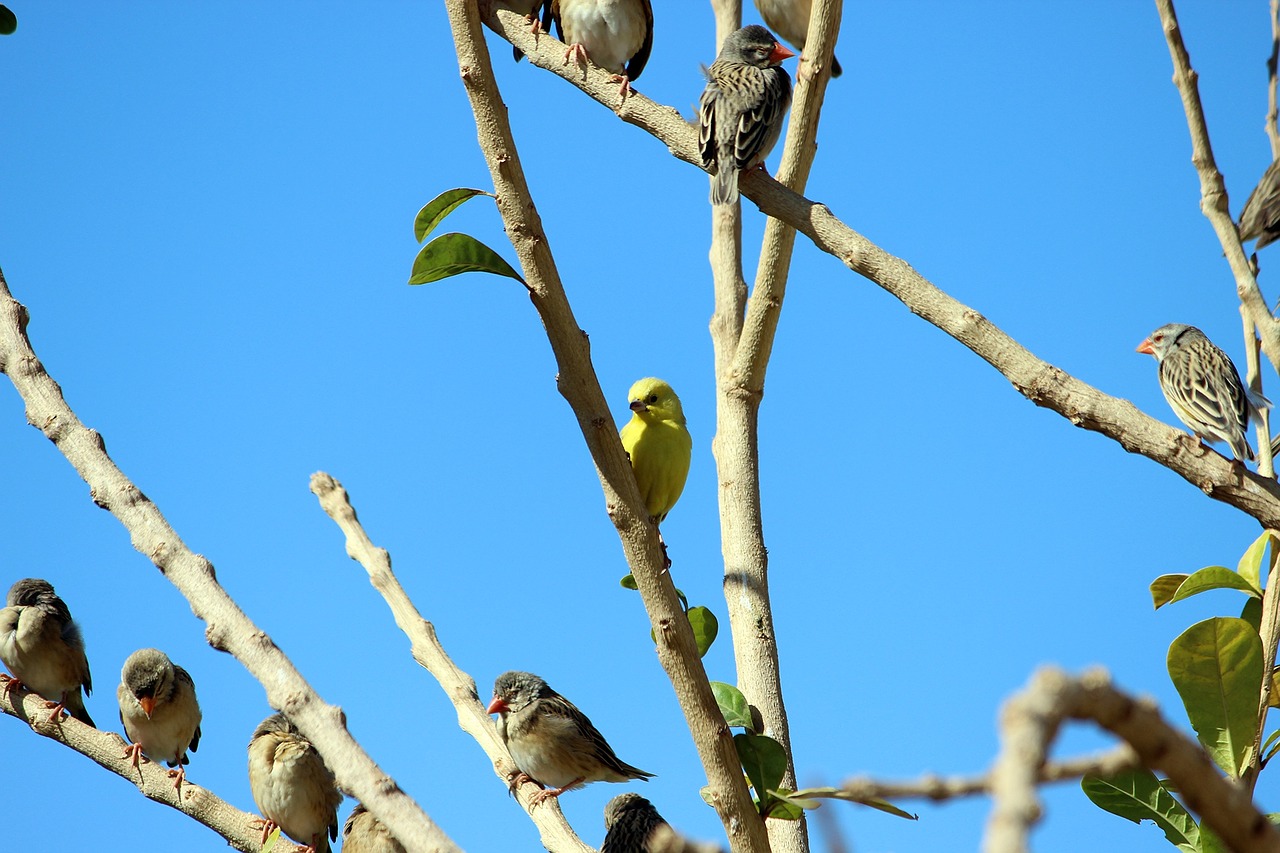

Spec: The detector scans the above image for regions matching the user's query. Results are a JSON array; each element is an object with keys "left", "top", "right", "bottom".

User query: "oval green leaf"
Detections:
[
  {"left": 779, "top": 787, "right": 918, "bottom": 820},
  {"left": 1237, "top": 530, "right": 1279, "bottom": 592},
  {"left": 413, "top": 188, "right": 492, "bottom": 243},
  {"left": 1151, "top": 574, "right": 1190, "bottom": 609},
  {"left": 0, "top": 6, "right": 15, "bottom": 35},
  {"left": 711, "top": 681, "right": 753, "bottom": 730},
  {"left": 1167, "top": 617, "right": 1263, "bottom": 777},
  {"left": 688, "top": 605, "right": 718, "bottom": 657},
  {"left": 260, "top": 825, "right": 282, "bottom": 853},
  {"left": 409, "top": 233, "right": 524, "bottom": 286},
  {"left": 619, "top": 574, "right": 638, "bottom": 590},
  {"left": 1081, "top": 768, "right": 1198, "bottom": 852},
  {"left": 1171, "top": 566, "right": 1261, "bottom": 602},
  {"left": 734, "top": 732, "right": 788, "bottom": 813},
  {"left": 1242, "top": 597, "right": 1263, "bottom": 634}
]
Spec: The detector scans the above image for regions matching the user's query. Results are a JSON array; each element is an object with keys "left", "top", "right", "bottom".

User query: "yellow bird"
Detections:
[{"left": 619, "top": 377, "right": 692, "bottom": 524}]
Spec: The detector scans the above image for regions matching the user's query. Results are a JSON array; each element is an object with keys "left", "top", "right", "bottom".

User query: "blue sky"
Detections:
[{"left": 1, "top": 2, "right": 1276, "bottom": 851}]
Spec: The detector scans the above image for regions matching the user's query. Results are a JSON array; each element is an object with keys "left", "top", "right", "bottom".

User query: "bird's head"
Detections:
[
  {"left": 1136, "top": 323, "right": 1197, "bottom": 362},
  {"left": 626, "top": 377, "right": 686, "bottom": 424},
  {"left": 122, "top": 648, "right": 176, "bottom": 718},
  {"left": 725, "top": 24, "right": 795, "bottom": 68},
  {"left": 487, "top": 670, "right": 549, "bottom": 715}
]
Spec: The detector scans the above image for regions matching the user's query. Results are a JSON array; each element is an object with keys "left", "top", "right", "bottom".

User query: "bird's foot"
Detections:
[
  {"left": 44, "top": 700, "right": 68, "bottom": 724},
  {"left": 525, "top": 13, "right": 542, "bottom": 34},
  {"left": 251, "top": 818, "right": 279, "bottom": 846},
  {"left": 564, "top": 42, "right": 589, "bottom": 69},
  {"left": 528, "top": 778, "right": 583, "bottom": 807},
  {"left": 167, "top": 765, "right": 187, "bottom": 794},
  {"left": 506, "top": 770, "right": 540, "bottom": 796},
  {"left": 122, "top": 741, "right": 147, "bottom": 772},
  {"left": 609, "top": 73, "right": 633, "bottom": 102},
  {"left": 0, "top": 674, "right": 22, "bottom": 703}
]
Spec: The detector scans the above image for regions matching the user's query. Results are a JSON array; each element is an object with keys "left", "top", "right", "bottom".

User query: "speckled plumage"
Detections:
[
  {"left": 341, "top": 804, "right": 406, "bottom": 853},
  {"left": 602, "top": 793, "right": 668, "bottom": 853},
  {"left": 0, "top": 578, "right": 94, "bottom": 726},
  {"left": 1239, "top": 159, "right": 1280, "bottom": 250},
  {"left": 248, "top": 713, "right": 342, "bottom": 853}
]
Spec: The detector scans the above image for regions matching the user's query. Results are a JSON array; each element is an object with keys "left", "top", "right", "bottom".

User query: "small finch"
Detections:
[
  {"left": 698, "top": 24, "right": 795, "bottom": 206},
  {"left": 602, "top": 793, "right": 669, "bottom": 853},
  {"left": 753, "top": 0, "right": 842, "bottom": 77},
  {"left": 547, "top": 0, "right": 653, "bottom": 98},
  {"left": 1239, "top": 159, "right": 1280, "bottom": 250},
  {"left": 117, "top": 648, "right": 202, "bottom": 791},
  {"left": 488, "top": 671, "right": 653, "bottom": 806},
  {"left": 0, "top": 578, "right": 95, "bottom": 727},
  {"left": 1136, "top": 323, "right": 1271, "bottom": 461},
  {"left": 341, "top": 803, "right": 406, "bottom": 853},
  {"left": 248, "top": 712, "right": 343, "bottom": 853}
]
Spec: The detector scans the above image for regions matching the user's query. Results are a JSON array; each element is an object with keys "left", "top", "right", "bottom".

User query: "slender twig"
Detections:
[
  {"left": 1268, "top": 0, "right": 1279, "bottom": 159},
  {"left": 1243, "top": 308, "right": 1274, "bottom": 478},
  {"left": 0, "top": 675, "right": 307, "bottom": 853},
  {"left": 0, "top": 268, "right": 456, "bottom": 853},
  {"left": 308, "top": 473, "right": 593, "bottom": 853},
  {"left": 984, "top": 668, "right": 1280, "bottom": 853},
  {"left": 442, "top": 4, "right": 769, "bottom": 851}
]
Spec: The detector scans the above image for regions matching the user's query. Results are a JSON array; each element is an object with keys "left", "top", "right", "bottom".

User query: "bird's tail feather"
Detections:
[{"left": 710, "top": 168, "right": 738, "bottom": 206}]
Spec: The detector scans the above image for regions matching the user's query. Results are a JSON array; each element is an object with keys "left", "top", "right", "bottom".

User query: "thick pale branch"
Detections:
[
  {"left": 484, "top": 8, "right": 1280, "bottom": 528},
  {"left": 0, "top": 269, "right": 455, "bottom": 853},
  {"left": 0, "top": 676, "right": 305, "bottom": 853},
  {"left": 709, "top": 0, "right": 742, "bottom": 51},
  {"left": 308, "top": 472, "right": 592, "bottom": 853},
  {"left": 447, "top": 4, "right": 768, "bottom": 851}
]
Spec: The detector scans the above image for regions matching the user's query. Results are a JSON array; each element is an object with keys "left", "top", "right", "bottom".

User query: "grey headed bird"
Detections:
[
  {"left": 1136, "top": 323, "right": 1271, "bottom": 462},
  {"left": 547, "top": 0, "right": 653, "bottom": 99},
  {"left": 341, "top": 803, "right": 406, "bottom": 853},
  {"left": 753, "top": 0, "right": 842, "bottom": 77},
  {"left": 603, "top": 792, "right": 669, "bottom": 853},
  {"left": 0, "top": 578, "right": 94, "bottom": 726},
  {"left": 488, "top": 670, "right": 653, "bottom": 806},
  {"left": 117, "top": 648, "right": 202, "bottom": 791},
  {"left": 698, "top": 24, "right": 795, "bottom": 205},
  {"left": 1239, "top": 159, "right": 1280, "bottom": 250},
  {"left": 248, "top": 712, "right": 343, "bottom": 853}
]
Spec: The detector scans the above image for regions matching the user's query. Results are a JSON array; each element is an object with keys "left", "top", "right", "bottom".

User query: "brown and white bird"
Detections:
[
  {"left": 0, "top": 578, "right": 94, "bottom": 726},
  {"left": 341, "top": 804, "right": 406, "bottom": 853},
  {"left": 488, "top": 670, "right": 653, "bottom": 806},
  {"left": 753, "top": 0, "right": 842, "bottom": 77},
  {"left": 546, "top": 0, "right": 653, "bottom": 97},
  {"left": 698, "top": 24, "right": 795, "bottom": 206},
  {"left": 117, "top": 648, "right": 202, "bottom": 791},
  {"left": 1239, "top": 159, "right": 1280, "bottom": 251},
  {"left": 1136, "top": 323, "right": 1271, "bottom": 461},
  {"left": 602, "top": 793, "right": 669, "bottom": 853},
  {"left": 248, "top": 713, "right": 343, "bottom": 853}
]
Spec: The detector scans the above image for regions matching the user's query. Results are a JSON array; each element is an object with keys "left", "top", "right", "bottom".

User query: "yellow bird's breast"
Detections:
[{"left": 620, "top": 416, "right": 692, "bottom": 522}]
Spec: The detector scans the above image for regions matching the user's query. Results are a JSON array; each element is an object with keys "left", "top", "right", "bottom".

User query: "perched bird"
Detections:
[
  {"left": 1239, "top": 159, "right": 1280, "bottom": 250},
  {"left": 0, "top": 578, "right": 94, "bottom": 726},
  {"left": 698, "top": 24, "right": 795, "bottom": 206},
  {"left": 1136, "top": 323, "right": 1271, "bottom": 461},
  {"left": 248, "top": 713, "right": 342, "bottom": 853},
  {"left": 753, "top": 0, "right": 842, "bottom": 77},
  {"left": 488, "top": 670, "right": 653, "bottom": 806},
  {"left": 602, "top": 793, "right": 669, "bottom": 853},
  {"left": 341, "top": 804, "right": 406, "bottom": 853},
  {"left": 546, "top": 0, "right": 654, "bottom": 98},
  {"left": 620, "top": 377, "right": 692, "bottom": 524},
  {"left": 117, "top": 648, "right": 202, "bottom": 791}
]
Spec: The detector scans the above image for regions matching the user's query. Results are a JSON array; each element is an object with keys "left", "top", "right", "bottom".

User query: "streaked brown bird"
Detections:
[
  {"left": 488, "top": 670, "right": 653, "bottom": 806},
  {"left": 698, "top": 24, "right": 795, "bottom": 206},
  {"left": 603, "top": 793, "right": 669, "bottom": 853},
  {"left": 248, "top": 712, "right": 343, "bottom": 853},
  {"left": 547, "top": 0, "right": 653, "bottom": 97},
  {"left": 1136, "top": 323, "right": 1270, "bottom": 462},
  {"left": 117, "top": 648, "right": 202, "bottom": 791},
  {"left": 1239, "top": 159, "right": 1280, "bottom": 250},
  {"left": 753, "top": 0, "right": 842, "bottom": 77},
  {"left": 0, "top": 578, "right": 94, "bottom": 726},
  {"left": 341, "top": 803, "right": 406, "bottom": 853}
]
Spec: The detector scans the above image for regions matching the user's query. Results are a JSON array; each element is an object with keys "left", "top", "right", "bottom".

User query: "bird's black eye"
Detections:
[{"left": 646, "top": 394, "right": 658, "bottom": 404}]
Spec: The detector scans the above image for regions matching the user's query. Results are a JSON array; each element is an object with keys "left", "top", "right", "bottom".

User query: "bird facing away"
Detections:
[
  {"left": 341, "top": 803, "right": 407, "bottom": 853},
  {"left": 117, "top": 648, "right": 202, "bottom": 791},
  {"left": 619, "top": 377, "right": 692, "bottom": 524},
  {"left": 247, "top": 712, "right": 343, "bottom": 853},
  {"left": 1239, "top": 159, "right": 1280, "bottom": 250},
  {"left": 547, "top": 0, "right": 653, "bottom": 97},
  {"left": 602, "top": 793, "right": 669, "bottom": 853},
  {"left": 698, "top": 24, "right": 795, "bottom": 206},
  {"left": 1136, "top": 323, "right": 1271, "bottom": 462},
  {"left": 488, "top": 670, "right": 653, "bottom": 806},
  {"left": 753, "top": 0, "right": 842, "bottom": 77},
  {"left": 0, "top": 578, "right": 94, "bottom": 726}
]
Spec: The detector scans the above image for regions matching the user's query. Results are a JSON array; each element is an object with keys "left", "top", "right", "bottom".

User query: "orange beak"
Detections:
[
  {"left": 138, "top": 696, "right": 156, "bottom": 718},
  {"left": 1136, "top": 339, "right": 1155, "bottom": 355},
  {"left": 486, "top": 697, "right": 508, "bottom": 715},
  {"left": 770, "top": 42, "right": 796, "bottom": 64}
]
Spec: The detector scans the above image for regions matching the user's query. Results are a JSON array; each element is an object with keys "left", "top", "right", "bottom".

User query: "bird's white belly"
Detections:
[{"left": 560, "top": 0, "right": 645, "bottom": 73}]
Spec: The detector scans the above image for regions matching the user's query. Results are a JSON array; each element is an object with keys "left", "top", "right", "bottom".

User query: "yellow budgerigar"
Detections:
[{"left": 619, "top": 377, "right": 692, "bottom": 525}]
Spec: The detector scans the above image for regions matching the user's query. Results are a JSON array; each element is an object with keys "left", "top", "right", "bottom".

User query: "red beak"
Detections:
[
  {"left": 769, "top": 42, "right": 796, "bottom": 64},
  {"left": 1136, "top": 339, "right": 1155, "bottom": 355},
  {"left": 138, "top": 696, "right": 156, "bottom": 718},
  {"left": 486, "top": 697, "right": 508, "bottom": 715}
]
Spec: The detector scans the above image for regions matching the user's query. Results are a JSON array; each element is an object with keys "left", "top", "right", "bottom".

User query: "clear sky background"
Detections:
[{"left": 2, "top": 2, "right": 1277, "bottom": 852}]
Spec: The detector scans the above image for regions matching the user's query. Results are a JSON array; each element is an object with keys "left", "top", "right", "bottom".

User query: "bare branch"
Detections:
[
  {"left": 1268, "top": 0, "right": 1279, "bottom": 159},
  {"left": 709, "top": 0, "right": 742, "bottom": 51},
  {"left": 985, "top": 668, "right": 1280, "bottom": 853},
  {"left": 308, "top": 472, "right": 593, "bottom": 853},
  {"left": 0, "top": 677, "right": 307, "bottom": 853},
  {"left": 0, "top": 268, "right": 457, "bottom": 853}
]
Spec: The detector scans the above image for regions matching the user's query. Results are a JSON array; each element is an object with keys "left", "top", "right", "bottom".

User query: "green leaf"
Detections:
[
  {"left": 734, "top": 733, "right": 788, "bottom": 814},
  {"left": 1170, "top": 567, "right": 1262, "bottom": 602},
  {"left": 1271, "top": 668, "right": 1280, "bottom": 710},
  {"left": 1238, "top": 530, "right": 1279, "bottom": 592},
  {"left": 620, "top": 574, "right": 638, "bottom": 590},
  {"left": 413, "top": 188, "right": 492, "bottom": 243},
  {"left": 688, "top": 606, "right": 718, "bottom": 657},
  {"left": 1168, "top": 617, "right": 1264, "bottom": 777},
  {"left": 1152, "top": 574, "right": 1190, "bottom": 609},
  {"left": 759, "top": 791, "right": 804, "bottom": 820},
  {"left": 1242, "top": 597, "right": 1263, "bottom": 633},
  {"left": 409, "top": 233, "right": 523, "bottom": 285},
  {"left": 1199, "top": 823, "right": 1229, "bottom": 853},
  {"left": 776, "top": 786, "right": 918, "bottom": 820},
  {"left": 0, "top": 6, "right": 15, "bottom": 35},
  {"left": 260, "top": 826, "right": 281, "bottom": 853},
  {"left": 1082, "top": 768, "right": 1199, "bottom": 852},
  {"left": 711, "top": 681, "right": 754, "bottom": 730}
]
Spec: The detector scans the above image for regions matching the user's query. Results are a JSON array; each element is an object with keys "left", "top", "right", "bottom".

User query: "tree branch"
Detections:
[
  {"left": 0, "top": 676, "right": 307, "bottom": 853},
  {"left": 445, "top": 4, "right": 769, "bottom": 851},
  {"left": 0, "top": 268, "right": 457, "bottom": 853},
  {"left": 308, "top": 472, "right": 592, "bottom": 853},
  {"left": 1268, "top": 0, "right": 1279, "bottom": 160},
  {"left": 483, "top": 6, "right": 1280, "bottom": 530}
]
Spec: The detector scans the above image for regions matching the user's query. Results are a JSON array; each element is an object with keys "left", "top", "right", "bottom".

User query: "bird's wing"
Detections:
[{"left": 626, "top": 0, "right": 654, "bottom": 81}]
